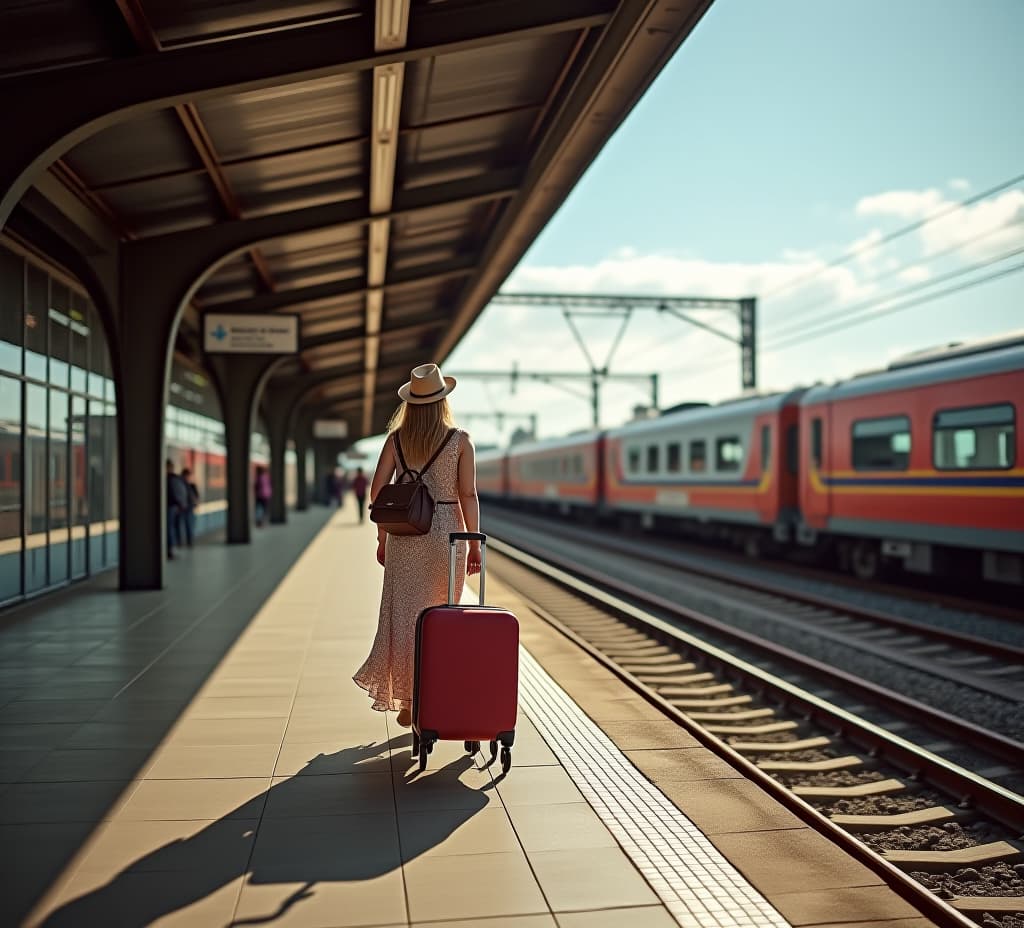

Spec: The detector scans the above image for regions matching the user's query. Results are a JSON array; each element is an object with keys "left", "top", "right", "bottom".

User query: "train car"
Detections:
[
  {"left": 475, "top": 446, "right": 508, "bottom": 499},
  {"left": 603, "top": 391, "right": 805, "bottom": 551},
  {"left": 798, "top": 335, "right": 1024, "bottom": 583},
  {"left": 505, "top": 431, "right": 604, "bottom": 514}
]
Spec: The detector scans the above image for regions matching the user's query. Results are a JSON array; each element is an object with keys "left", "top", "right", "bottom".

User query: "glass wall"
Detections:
[{"left": 0, "top": 240, "right": 118, "bottom": 605}]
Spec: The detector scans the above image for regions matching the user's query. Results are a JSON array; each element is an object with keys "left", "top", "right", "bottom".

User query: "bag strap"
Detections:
[{"left": 394, "top": 428, "right": 457, "bottom": 483}]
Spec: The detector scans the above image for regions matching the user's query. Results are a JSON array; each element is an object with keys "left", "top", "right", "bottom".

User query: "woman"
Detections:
[
  {"left": 253, "top": 465, "right": 271, "bottom": 527},
  {"left": 353, "top": 363, "right": 482, "bottom": 726}
]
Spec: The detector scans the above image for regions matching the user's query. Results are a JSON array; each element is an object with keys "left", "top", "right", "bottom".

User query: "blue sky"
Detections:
[{"left": 361, "top": 0, "right": 1023, "bottom": 453}]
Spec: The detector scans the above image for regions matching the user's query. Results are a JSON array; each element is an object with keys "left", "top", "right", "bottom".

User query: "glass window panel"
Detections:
[
  {"left": 69, "top": 294, "right": 89, "bottom": 395},
  {"left": 627, "top": 448, "right": 640, "bottom": 474},
  {"left": 760, "top": 425, "right": 771, "bottom": 472},
  {"left": 49, "top": 390, "right": 69, "bottom": 584},
  {"left": 25, "top": 265, "right": 48, "bottom": 382},
  {"left": 87, "top": 303, "right": 106, "bottom": 398},
  {"left": 87, "top": 399, "right": 106, "bottom": 568},
  {"left": 70, "top": 395, "right": 88, "bottom": 579},
  {"left": 811, "top": 418, "right": 823, "bottom": 468},
  {"left": 646, "top": 445, "right": 660, "bottom": 473},
  {"left": 852, "top": 415, "right": 911, "bottom": 470},
  {"left": 934, "top": 404, "right": 1015, "bottom": 470},
  {"left": 0, "top": 247, "right": 23, "bottom": 375},
  {"left": 0, "top": 376, "right": 22, "bottom": 601},
  {"left": 689, "top": 440, "right": 706, "bottom": 473},
  {"left": 24, "top": 384, "right": 47, "bottom": 593},
  {"left": 715, "top": 436, "right": 743, "bottom": 472},
  {"left": 666, "top": 442, "right": 681, "bottom": 473},
  {"left": 49, "top": 283, "right": 71, "bottom": 388}
]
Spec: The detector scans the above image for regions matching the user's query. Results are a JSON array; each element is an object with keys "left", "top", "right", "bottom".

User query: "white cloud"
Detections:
[
  {"left": 949, "top": 178, "right": 971, "bottom": 193},
  {"left": 899, "top": 265, "right": 931, "bottom": 283},
  {"left": 855, "top": 187, "right": 943, "bottom": 219}
]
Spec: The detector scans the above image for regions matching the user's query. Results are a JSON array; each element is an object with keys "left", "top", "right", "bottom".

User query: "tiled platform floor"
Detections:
[{"left": 0, "top": 504, "right": 938, "bottom": 927}]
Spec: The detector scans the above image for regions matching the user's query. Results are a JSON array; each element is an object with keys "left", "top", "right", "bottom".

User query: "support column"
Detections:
[
  {"left": 293, "top": 411, "right": 314, "bottom": 512},
  {"left": 262, "top": 394, "right": 293, "bottom": 525},
  {"left": 207, "top": 355, "right": 281, "bottom": 544},
  {"left": 117, "top": 251, "right": 187, "bottom": 590}
]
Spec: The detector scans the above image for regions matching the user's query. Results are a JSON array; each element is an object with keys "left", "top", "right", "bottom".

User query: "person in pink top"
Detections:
[
  {"left": 351, "top": 467, "right": 369, "bottom": 523},
  {"left": 253, "top": 465, "right": 272, "bottom": 527}
]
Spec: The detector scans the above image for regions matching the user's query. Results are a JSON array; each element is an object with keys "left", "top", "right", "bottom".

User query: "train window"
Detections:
[
  {"left": 715, "top": 437, "right": 742, "bottom": 472},
  {"left": 786, "top": 425, "right": 799, "bottom": 475},
  {"left": 666, "top": 442, "right": 682, "bottom": 473},
  {"left": 852, "top": 416, "right": 911, "bottom": 470},
  {"left": 0, "top": 247, "right": 23, "bottom": 375},
  {"left": 760, "top": 426, "right": 771, "bottom": 472},
  {"left": 647, "top": 445, "right": 660, "bottom": 473},
  {"left": 811, "top": 418, "right": 822, "bottom": 468},
  {"left": 933, "top": 404, "right": 1015, "bottom": 470},
  {"left": 689, "top": 440, "right": 706, "bottom": 473},
  {"left": 627, "top": 448, "right": 640, "bottom": 474},
  {"left": 574, "top": 455, "right": 583, "bottom": 476}
]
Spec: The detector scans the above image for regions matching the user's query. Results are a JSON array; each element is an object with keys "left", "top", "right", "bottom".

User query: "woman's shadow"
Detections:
[{"left": 37, "top": 736, "right": 497, "bottom": 927}]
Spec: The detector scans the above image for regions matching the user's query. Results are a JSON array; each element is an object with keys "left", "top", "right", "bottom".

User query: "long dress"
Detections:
[{"left": 353, "top": 429, "right": 467, "bottom": 712}]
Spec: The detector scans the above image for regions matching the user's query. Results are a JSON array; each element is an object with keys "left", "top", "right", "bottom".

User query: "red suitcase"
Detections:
[{"left": 412, "top": 532, "right": 519, "bottom": 773}]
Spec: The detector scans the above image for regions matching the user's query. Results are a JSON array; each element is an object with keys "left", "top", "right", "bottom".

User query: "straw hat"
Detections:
[{"left": 397, "top": 363, "right": 457, "bottom": 404}]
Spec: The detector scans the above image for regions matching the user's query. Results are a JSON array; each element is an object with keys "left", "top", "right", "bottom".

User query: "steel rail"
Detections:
[
  {"left": 487, "top": 537, "right": 1024, "bottom": 819},
  {"left": 487, "top": 509, "right": 1024, "bottom": 667},
  {"left": 484, "top": 542, "right": 1003, "bottom": 928}
]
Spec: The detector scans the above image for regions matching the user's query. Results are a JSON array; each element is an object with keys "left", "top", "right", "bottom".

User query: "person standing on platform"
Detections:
[
  {"left": 254, "top": 465, "right": 272, "bottom": 527},
  {"left": 353, "top": 363, "right": 482, "bottom": 727},
  {"left": 336, "top": 468, "right": 349, "bottom": 507},
  {"left": 351, "top": 467, "right": 368, "bottom": 523},
  {"left": 180, "top": 467, "right": 199, "bottom": 547},
  {"left": 165, "top": 460, "right": 188, "bottom": 560}
]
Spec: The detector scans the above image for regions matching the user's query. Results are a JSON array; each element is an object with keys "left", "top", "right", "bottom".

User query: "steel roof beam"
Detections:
[
  {"left": 208, "top": 259, "right": 476, "bottom": 317},
  {"left": 122, "top": 170, "right": 517, "bottom": 318},
  {"left": 1, "top": 0, "right": 613, "bottom": 227}
]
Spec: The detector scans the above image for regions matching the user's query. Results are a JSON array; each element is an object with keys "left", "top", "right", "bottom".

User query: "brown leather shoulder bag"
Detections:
[{"left": 369, "top": 429, "right": 457, "bottom": 535}]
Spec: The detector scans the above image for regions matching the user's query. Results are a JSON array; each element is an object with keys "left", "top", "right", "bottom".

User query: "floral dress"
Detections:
[{"left": 353, "top": 430, "right": 467, "bottom": 711}]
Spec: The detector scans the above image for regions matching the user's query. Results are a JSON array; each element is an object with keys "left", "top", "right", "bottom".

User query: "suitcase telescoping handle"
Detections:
[{"left": 448, "top": 532, "right": 486, "bottom": 605}]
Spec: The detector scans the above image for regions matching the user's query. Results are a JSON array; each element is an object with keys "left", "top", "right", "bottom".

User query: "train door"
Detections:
[
  {"left": 798, "top": 400, "right": 831, "bottom": 538},
  {"left": 595, "top": 433, "right": 606, "bottom": 510}
]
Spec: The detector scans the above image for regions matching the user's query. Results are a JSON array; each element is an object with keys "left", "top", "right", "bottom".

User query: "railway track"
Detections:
[
  {"left": 484, "top": 536, "right": 1024, "bottom": 928},
  {"left": 486, "top": 509, "right": 1024, "bottom": 721}
]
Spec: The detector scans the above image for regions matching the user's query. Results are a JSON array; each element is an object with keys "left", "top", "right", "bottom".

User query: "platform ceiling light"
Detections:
[
  {"left": 375, "top": 0, "right": 410, "bottom": 51},
  {"left": 367, "top": 219, "right": 390, "bottom": 287},
  {"left": 370, "top": 64, "right": 403, "bottom": 214}
]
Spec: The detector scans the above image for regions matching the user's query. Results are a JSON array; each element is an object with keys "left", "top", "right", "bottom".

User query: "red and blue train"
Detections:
[{"left": 477, "top": 334, "right": 1024, "bottom": 585}]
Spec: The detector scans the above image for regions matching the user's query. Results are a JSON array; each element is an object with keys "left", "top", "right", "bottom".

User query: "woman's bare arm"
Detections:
[
  {"left": 371, "top": 437, "right": 397, "bottom": 543},
  {"left": 457, "top": 433, "right": 479, "bottom": 533},
  {"left": 457, "top": 434, "right": 482, "bottom": 574}
]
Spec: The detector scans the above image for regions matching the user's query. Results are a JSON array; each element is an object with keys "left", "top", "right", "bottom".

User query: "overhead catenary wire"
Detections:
[
  {"left": 766, "top": 216, "right": 1024, "bottom": 338},
  {"left": 767, "top": 259, "right": 1024, "bottom": 351},
  {"left": 765, "top": 241, "right": 1024, "bottom": 345},
  {"left": 652, "top": 254, "right": 1024, "bottom": 385},
  {"left": 759, "top": 170, "right": 1024, "bottom": 302}
]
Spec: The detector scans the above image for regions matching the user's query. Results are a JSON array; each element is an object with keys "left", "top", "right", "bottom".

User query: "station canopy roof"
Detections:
[{"left": 5, "top": 0, "right": 711, "bottom": 439}]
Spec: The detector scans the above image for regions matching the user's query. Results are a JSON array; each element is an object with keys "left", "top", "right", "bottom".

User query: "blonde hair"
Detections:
[{"left": 388, "top": 398, "right": 457, "bottom": 471}]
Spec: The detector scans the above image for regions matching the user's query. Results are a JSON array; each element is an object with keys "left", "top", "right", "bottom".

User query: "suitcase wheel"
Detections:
[
  {"left": 488, "top": 740, "right": 498, "bottom": 762},
  {"left": 417, "top": 738, "right": 433, "bottom": 771},
  {"left": 464, "top": 740, "right": 480, "bottom": 755},
  {"left": 500, "top": 746, "right": 512, "bottom": 775}
]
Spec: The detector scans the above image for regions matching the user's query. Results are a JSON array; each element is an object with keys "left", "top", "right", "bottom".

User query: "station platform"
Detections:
[{"left": 0, "top": 504, "right": 937, "bottom": 928}]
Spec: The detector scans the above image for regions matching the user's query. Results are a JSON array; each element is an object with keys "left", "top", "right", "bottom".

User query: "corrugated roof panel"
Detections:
[
  {"left": 403, "top": 32, "right": 577, "bottom": 125},
  {"left": 63, "top": 109, "right": 203, "bottom": 188},
  {"left": 0, "top": 3, "right": 126, "bottom": 77},
  {"left": 102, "top": 174, "right": 221, "bottom": 236},
  {"left": 145, "top": 0, "right": 367, "bottom": 47},
  {"left": 196, "top": 72, "right": 370, "bottom": 161}
]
